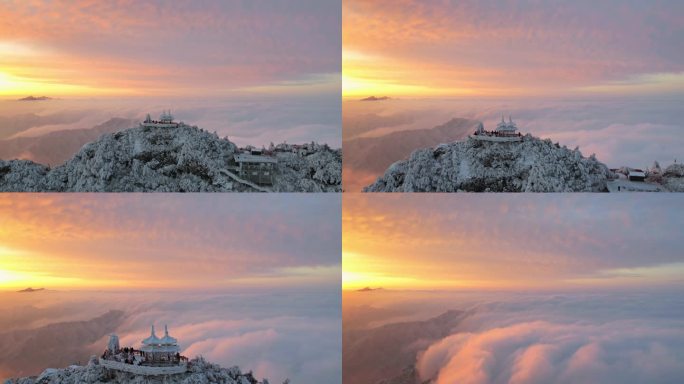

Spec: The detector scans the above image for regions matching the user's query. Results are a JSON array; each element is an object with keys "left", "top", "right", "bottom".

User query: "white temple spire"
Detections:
[
  {"left": 142, "top": 324, "right": 162, "bottom": 345},
  {"left": 493, "top": 112, "right": 518, "bottom": 135}
]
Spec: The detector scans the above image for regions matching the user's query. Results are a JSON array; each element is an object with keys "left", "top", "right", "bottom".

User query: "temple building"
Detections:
[
  {"left": 141, "top": 110, "right": 180, "bottom": 129},
  {"left": 495, "top": 116, "right": 518, "bottom": 136},
  {"left": 471, "top": 115, "right": 523, "bottom": 142},
  {"left": 100, "top": 325, "right": 188, "bottom": 375},
  {"left": 140, "top": 325, "right": 181, "bottom": 365}
]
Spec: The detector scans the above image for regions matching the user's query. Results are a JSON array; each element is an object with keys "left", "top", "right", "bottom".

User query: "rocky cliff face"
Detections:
[
  {"left": 364, "top": 135, "right": 612, "bottom": 192},
  {"left": 0, "top": 124, "right": 340, "bottom": 192},
  {"left": 5, "top": 356, "right": 281, "bottom": 384}
]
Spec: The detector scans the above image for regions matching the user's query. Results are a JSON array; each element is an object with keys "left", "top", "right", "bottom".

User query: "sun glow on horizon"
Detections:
[
  {"left": 343, "top": 195, "right": 684, "bottom": 292},
  {"left": 342, "top": 50, "right": 481, "bottom": 99},
  {"left": 0, "top": 267, "right": 86, "bottom": 290},
  {"left": 342, "top": 250, "right": 493, "bottom": 291},
  {"left": 0, "top": 246, "right": 107, "bottom": 290},
  {"left": 0, "top": 69, "right": 123, "bottom": 98},
  {"left": 0, "top": 195, "right": 340, "bottom": 292},
  {"left": 342, "top": 72, "right": 440, "bottom": 99},
  {"left": 0, "top": 269, "right": 27, "bottom": 286},
  {"left": 342, "top": 251, "right": 423, "bottom": 290}
]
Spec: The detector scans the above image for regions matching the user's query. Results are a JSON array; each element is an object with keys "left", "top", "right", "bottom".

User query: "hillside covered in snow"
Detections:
[
  {"left": 649, "top": 162, "right": 684, "bottom": 192},
  {"left": 0, "top": 118, "right": 136, "bottom": 167},
  {"left": 343, "top": 118, "right": 478, "bottom": 191},
  {"left": 0, "top": 123, "right": 341, "bottom": 192},
  {"left": 5, "top": 356, "right": 284, "bottom": 384},
  {"left": 365, "top": 134, "right": 614, "bottom": 192}
]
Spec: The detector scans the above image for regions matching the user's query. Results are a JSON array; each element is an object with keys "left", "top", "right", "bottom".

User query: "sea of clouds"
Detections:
[
  {"left": 411, "top": 291, "right": 684, "bottom": 384},
  {"left": 0, "top": 94, "right": 340, "bottom": 149},
  {"left": 0, "top": 289, "right": 341, "bottom": 384},
  {"left": 344, "top": 97, "right": 682, "bottom": 169}
]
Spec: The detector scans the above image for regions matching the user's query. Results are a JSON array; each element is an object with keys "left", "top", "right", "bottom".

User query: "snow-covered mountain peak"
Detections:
[
  {"left": 0, "top": 123, "right": 341, "bottom": 192},
  {"left": 365, "top": 134, "right": 613, "bottom": 192}
]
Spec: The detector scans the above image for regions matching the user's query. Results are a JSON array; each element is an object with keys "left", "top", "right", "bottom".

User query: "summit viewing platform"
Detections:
[
  {"left": 470, "top": 116, "right": 523, "bottom": 142},
  {"left": 99, "top": 325, "right": 189, "bottom": 376},
  {"left": 140, "top": 110, "right": 180, "bottom": 129}
]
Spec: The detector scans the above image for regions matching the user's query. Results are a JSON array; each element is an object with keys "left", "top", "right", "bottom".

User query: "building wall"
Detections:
[{"left": 238, "top": 163, "right": 275, "bottom": 185}]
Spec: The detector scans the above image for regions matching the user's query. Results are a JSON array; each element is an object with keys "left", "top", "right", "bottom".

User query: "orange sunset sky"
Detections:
[
  {"left": 0, "top": 194, "right": 340, "bottom": 291},
  {"left": 343, "top": 0, "right": 684, "bottom": 98},
  {"left": 343, "top": 194, "right": 684, "bottom": 291},
  {"left": 0, "top": 1, "right": 340, "bottom": 98}
]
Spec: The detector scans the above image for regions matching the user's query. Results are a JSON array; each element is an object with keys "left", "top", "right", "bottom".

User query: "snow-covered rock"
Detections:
[
  {"left": 0, "top": 124, "right": 340, "bottom": 192},
  {"left": 0, "top": 160, "right": 50, "bottom": 191},
  {"left": 273, "top": 150, "right": 342, "bottom": 192},
  {"left": 662, "top": 163, "right": 684, "bottom": 192},
  {"left": 364, "top": 134, "right": 612, "bottom": 192},
  {"left": 5, "top": 356, "right": 285, "bottom": 384}
]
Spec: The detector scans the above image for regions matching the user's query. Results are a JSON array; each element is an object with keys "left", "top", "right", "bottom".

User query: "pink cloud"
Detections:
[
  {"left": 344, "top": 192, "right": 684, "bottom": 289},
  {"left": 0, "top": 0, "right": 340, "bottom": 94},
  {"left": 344, "top": 0, "right": 684, "bottom": 94},
  {"left": 0, "top": 194, "right": 340, "bottom": 289}
]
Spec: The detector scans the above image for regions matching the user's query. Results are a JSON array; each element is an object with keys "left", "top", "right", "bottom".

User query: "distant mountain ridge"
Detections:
[
  {"left": 17, "top": 96, "right": 53, "bottom": 101},
  {"left": 357, "top": 287, "right": 383, "bottom": 292},
  {"left": 360, "top": 96, "right": 391, "bottom": 102},
  {"left": 344, "top": 117, "right": 479, "bottom": 191},
  {"left": 0, "top": 111, "right": 88, "bottom": 140},
  {"left": 17, "top": 288, "right": 44, "bottom": 293},
  {"left": 0, "top": 310, "right": 126, "bottom": 379},
  {"left": 344, "top": 310, "right": 470, "bottom": 384},
  {"left": 0, "top": 117, "right": 135, "bottom": 166}
]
